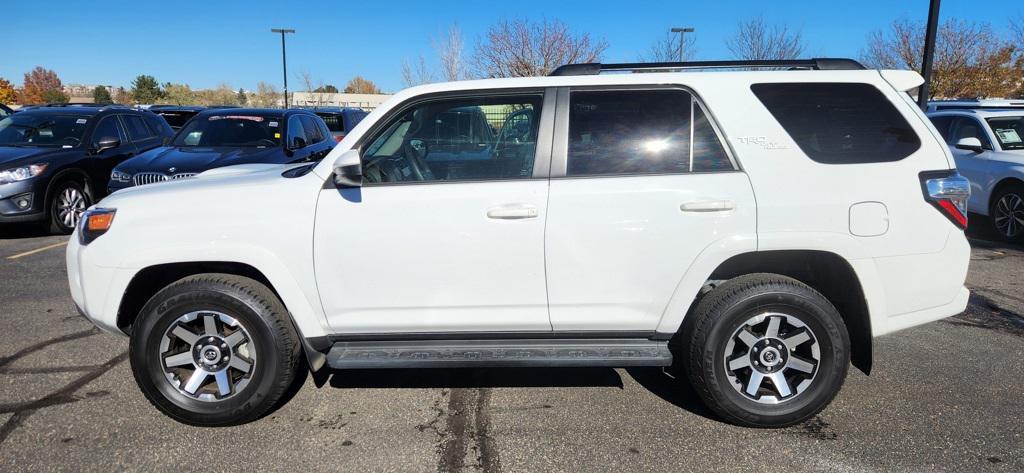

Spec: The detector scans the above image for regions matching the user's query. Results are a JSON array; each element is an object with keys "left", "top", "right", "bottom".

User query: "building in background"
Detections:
[{"left": 288, "top": 92, "right": 391, "bottom": 111}]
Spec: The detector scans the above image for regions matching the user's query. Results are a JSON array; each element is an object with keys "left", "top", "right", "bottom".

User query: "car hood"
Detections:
[
  {"left": 115, "top": 146, "right": 288, "bottom": 174},
  {"left": 0, "top": 146, "right": 68, "bottom": 168}
]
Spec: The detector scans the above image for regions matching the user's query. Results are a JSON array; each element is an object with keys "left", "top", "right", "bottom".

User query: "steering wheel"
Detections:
[
  {"left": 62, "top": 137, "right": 81, "bottom": 146},
  {"left": 402, "top": 141, "right": 433, "bottom": 181}
]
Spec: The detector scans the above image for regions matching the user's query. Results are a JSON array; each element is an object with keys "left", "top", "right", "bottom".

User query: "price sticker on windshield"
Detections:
[
  {"left": 76, "top": 118, "right": 88, "bottom": 124},
  {"left": 995, "top": 128, "right": 1022, "bottom": 144}
]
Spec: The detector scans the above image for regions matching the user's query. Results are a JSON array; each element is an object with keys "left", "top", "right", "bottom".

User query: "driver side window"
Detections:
[
  {"left": 92, "top": 116, "right": 126, "bottom": 148},
  {"left": 287, "top": 116, "right": 308, "bottom": 149},
  {"left": 361, "top": 94, "right": 543, "bottom": 184},
  {"left": 951, "top": 117, "right": 991, "bottom": 149}
]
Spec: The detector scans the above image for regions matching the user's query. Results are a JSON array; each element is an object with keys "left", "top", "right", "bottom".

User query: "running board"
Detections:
[{"left": 325, "top": 339, "right": 673, "bottom": 369}]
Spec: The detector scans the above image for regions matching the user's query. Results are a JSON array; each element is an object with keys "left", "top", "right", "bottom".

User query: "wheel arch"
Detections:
[
  {"left": 989, "top": 176, "right": 1024, "bottom": 212},
  {"left": 680, "top": 250, "right": 873, "bottom": 375},
  {"left": 45, "top": 166, "right": 97, "bottom": 204},
  {"left": 116, "top": 261, "right": 327, "bottom": 371}
]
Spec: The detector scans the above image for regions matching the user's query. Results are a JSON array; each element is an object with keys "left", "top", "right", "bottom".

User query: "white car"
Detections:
[
  {"left": 928, "top": 109, "right": 1024, "bottom": 240},
  {"left": 67, "top": 58, "right": 971, "bottom": 428}
]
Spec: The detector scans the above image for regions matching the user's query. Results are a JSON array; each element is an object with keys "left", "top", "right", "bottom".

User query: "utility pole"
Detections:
[
  {"left": 918, "top": 0, "right": 941, "bottom": 110},
  {"left": 271, "top": 28, "right": 295, "bottom": 108},
  {"left": 670, "top": 27, "right": 695, "bottom": 62}
]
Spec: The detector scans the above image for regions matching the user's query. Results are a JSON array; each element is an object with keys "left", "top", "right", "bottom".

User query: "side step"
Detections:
[{"left": 326, "top": 339, "right": 673, "bottom": 369}]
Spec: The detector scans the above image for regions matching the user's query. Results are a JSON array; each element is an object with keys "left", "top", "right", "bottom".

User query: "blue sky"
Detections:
[{"left": 3, "top": 0, "right": 1020, "bottom": 93}]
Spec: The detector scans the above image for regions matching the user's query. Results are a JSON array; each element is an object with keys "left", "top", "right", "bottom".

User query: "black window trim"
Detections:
[
  {"left": 550, "top": 84, "right": 740, "bottom": 180},
  {"left": 349, "top": 87, "right": 555, "bottom": 188}
]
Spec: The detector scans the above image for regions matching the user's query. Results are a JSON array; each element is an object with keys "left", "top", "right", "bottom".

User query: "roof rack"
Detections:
[
  {"left": 549, "top": 58, "right": 865, "bottom": 76},
  {"left": 41, "top": 103, "right": 131, "bottom": 109}
]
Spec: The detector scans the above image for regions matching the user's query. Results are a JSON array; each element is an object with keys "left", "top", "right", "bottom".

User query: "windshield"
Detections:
[
  {"left": 0, "top": 113, "right": 89, "bottom": 147},
  {"left": 172, "top": 114, "right": 282, "bottom": 147},
  {"left": 987, "top": 117, "right": 1024, "bottom": 151}
]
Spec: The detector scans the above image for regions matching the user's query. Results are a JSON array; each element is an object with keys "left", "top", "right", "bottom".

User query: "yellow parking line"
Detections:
[{"left": 6, "top": 241, "right": 68, "bottom": 260}]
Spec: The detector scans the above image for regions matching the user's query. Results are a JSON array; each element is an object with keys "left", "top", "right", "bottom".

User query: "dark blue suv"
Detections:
[{"left": 108, "top": 108, "right": 334, "bottom": 192}]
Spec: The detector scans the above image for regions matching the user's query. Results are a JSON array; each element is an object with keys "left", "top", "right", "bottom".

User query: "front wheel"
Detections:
[
  {"left": 683, "top": 273, "right": 850, "bottom": 428},
  {"left": 48, "top": 180, "right": 90, "bottom": 234},
  {"left": 990, "top": 183, "right": 1024, "bottom": 242},
  {"left": 129, "top": 274, "right": 301, "bottom": 426}
]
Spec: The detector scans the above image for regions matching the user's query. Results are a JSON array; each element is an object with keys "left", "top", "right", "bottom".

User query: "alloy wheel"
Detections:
[
  {"left": 56, "top": 186, "right": 87, "bottom": 229},
  {"left": 159, "top": 311, "right": 256, "bottom": 401},
  {"left": 994, "top": 193, "right": 1024, "bottom": 238},
  {"left": 723, "top": 312, "right": 820, "bottom": 404}
]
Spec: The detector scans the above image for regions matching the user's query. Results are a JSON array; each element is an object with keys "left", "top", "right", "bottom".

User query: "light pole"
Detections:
[
  {"left": 271, "top": 28, "right": 295, "bottom": 108},
  {"left": 918, "top": 0, "right": 941, "bottom": 110},
  {"left": 670, "top": 27, "right": 694, "bottom": 62}
]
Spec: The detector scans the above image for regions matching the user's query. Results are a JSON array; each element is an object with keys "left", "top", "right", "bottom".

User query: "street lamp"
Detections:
[
  {"left": 670, "top": 27, "right": 695, "bottom": 62},
  {"left": 271, "top": 28, "right": 295, "bottom": 108},
  {"left": 918, "top": 0, "right": 941, "bottom": 110}
]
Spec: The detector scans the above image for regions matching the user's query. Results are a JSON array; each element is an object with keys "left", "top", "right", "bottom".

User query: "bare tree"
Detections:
[
  {"left": 726, "top": 16, "right": 804, "bottom": 60},
  {"left": 298, "top": 70, "right": 328, "bottom": 107},
  {"left": 640, "top": 32, "right": 696, "bottom": 62},
  {"left": 862, "top": 19, "right": 1020, "bottom": 99},
  {"left": 471, "top": 18, "right": 608, "bottom": 78},
  {"left": 435, "top": 23, "right": 467, "bottom": 81},
  {"left": 401, "top": 56, "right": 434, "bottom": 87},
  {"left": 250, "top": 81, "right": 281, "bottom": 108}
]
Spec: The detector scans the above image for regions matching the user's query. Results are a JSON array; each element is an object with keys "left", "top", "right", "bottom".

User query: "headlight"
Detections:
[
  {"left": 0, "top": 163, "right": 48, "bottom": 185},
  {"left": 111, "top": 169, "right": 131, "bottom": 183},
  {"left": 79, "top": 208, "right": 117, "bottom": 245}
]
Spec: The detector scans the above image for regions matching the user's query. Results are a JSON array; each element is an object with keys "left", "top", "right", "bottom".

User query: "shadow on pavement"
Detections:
[
  {"left": 625, "top": 367, "right": 718, "bottom": 421},
  {"left": 966, "top": 213, "right": 1024, "bottom": 252},
  {"left": 0, "top": 223, "right": 51, "bottom": 240}
]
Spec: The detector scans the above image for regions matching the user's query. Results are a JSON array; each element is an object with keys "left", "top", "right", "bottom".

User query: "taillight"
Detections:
[{"left": 920, "top": 170, "right": 970, "bottom": 229}]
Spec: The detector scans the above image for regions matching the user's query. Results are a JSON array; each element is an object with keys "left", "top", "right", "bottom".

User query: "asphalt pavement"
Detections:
[{"left": 0, "top": 222, "right": 1022, "bottom": 472}]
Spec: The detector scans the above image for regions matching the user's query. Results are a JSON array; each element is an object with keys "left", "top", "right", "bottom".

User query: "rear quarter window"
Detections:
[{"left": 751, "top": 82, "right": 921, "bottom": 164}]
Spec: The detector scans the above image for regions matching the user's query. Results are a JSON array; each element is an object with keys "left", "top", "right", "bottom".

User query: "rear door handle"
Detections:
[
  {"left": 487, "top": 205, "right": 539, "bottom": 220},
  {"left": 680, "top": 200, "right": 735, "bottom": 212}
]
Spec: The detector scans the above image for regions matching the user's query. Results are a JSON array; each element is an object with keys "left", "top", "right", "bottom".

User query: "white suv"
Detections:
[
  {"left": 927, "top": 109, "right": 1024, "bottom": 241},
  {"left": 67, "top": 59, "right": 971, "bottom": 428}
]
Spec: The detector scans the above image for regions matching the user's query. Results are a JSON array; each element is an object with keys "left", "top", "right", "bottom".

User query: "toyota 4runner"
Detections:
[{"left": 67, "top": 58, "right": 971, "bottom": 427}]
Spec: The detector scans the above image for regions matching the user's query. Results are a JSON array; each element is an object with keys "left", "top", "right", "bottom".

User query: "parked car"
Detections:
[
  {"left": 927, "top": 99, "right": 1024, "bottom": 112},
  {"left": 311, "top": 107, "right": 368, "bottom": 142},
  {"left": 107, "top": 108, "right": 334, "bottom": 192},
  {"left": 0, "top": 104, "right": 172, "bottom": 233},
  {"left": 68, "top": 58, "right": 971, "bottom": 428},
  {"left": 928, "top": 109, "right": 1024, "bottom": 241},
  {"left": 0, "top": 104, "right": 12, "bottom": 117},
  {"left": 148, "top": 105, "right": 207, "bottom": 130}
]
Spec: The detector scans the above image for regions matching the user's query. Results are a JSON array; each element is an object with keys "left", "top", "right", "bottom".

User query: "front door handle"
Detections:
[
  {"left": 486, "top": 205, "right": 539, "bottom": 220},
  {"left": 680, "top": 200, "right": 735, "bottom": 212}
]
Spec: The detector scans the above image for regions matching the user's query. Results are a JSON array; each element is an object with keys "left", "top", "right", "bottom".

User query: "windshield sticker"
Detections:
[
  {"left": 995, "top": 128, "right": 1022, "bottom": 144},
  {"left": 268, "top": 121, "right": 278, "bottom": 127},
  {"left": 274, "top": 133, "right": 281, "bottom": 139},
  {"left": 62, "top": 145, "right": 73, "bottom": 148},
  {"left": 209, "top": 115, "right": 264, "bottom": 122},
  {"left": 76, "top": 118, "right": 87, "bottom": 124}
]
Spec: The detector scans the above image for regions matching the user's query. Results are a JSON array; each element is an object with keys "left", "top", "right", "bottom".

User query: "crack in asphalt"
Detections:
[{"left": 428, "top": 376, "right": 500, "bottom": 473}]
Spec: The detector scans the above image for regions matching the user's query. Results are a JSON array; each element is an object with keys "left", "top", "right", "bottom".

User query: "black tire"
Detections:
[
  {"left": 989, "top": 183, "right": 1024, "bottom": 242},
  {"left": 129, "top": 274, "right": 301, "bottom": 426},
  {"left": 48, "top": 179, "right": 91, "bottom": 235},
  {"left": 683, "top": 273, "right": 850, "bottom": 428}
]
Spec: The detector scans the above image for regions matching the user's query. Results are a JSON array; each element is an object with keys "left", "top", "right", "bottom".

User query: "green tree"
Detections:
[
  {"left": 41, "top": 88, "right": 69, "bottom": 103},
  {"left": 92, "top": 86, "right": 112, "bottom": 104},
  {"left": 313, "top": 84, "right": 338, "bottom": 93},
  {"left": 130, "top": 74, "right": 163, "bottom": 103},
  {"left": 237, "top": 88, "right": 248, "bottom": 105}
]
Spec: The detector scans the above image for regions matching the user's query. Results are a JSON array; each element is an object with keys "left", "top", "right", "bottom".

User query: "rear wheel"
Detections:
[
  {"left": 683, "top": 273, "right": 850, "bottom": 427},
  {"left": 129, "top": 274, "right": 301, "bottom": 426},
  {"left": 48, "top": 179, "right": 90, "bottom": 234},
  {"left": 990, "top": 183, "right": 1024, "bottom": 242}
]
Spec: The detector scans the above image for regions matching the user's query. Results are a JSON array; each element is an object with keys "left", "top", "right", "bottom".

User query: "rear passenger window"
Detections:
[
  {"left": 143, "top": 115, "right": 168, "bottom": 137},
  {"left": 567, "top": 89, "right": 732, "bottom": 176},
  {"left": 123, "top": 115, "right": 155, "bottom": 141},
  {"left": 751, "top": 83, "right": 921, "bottom": 164}
]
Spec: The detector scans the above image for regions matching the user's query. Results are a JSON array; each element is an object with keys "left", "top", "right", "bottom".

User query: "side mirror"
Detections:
[
  {"left": 94, "top": 136, "right": 120, "bottom": 154},
  {"left": 955, "top": 137, "right": 984, "bottom": 153},
  {"left": 290, "top": 136, "right": 307, "bottom": 150},
  {"left": 332, "top": 149, "right": 363, "bottom": 188}
]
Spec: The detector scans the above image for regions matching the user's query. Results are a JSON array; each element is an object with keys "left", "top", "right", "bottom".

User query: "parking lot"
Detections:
[{"left": 0, "top": 223, "right": 1021, "bottom": 472}]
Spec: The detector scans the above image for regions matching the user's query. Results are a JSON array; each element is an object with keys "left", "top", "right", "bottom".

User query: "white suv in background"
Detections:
[
  {"left": 928, "top": 109, "right": 1024, "bottom": 241},
  {"left": 67, "top": 58, "right": 971, "bottom": 428}
]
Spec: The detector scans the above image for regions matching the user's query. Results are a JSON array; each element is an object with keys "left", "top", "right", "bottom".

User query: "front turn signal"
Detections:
[{"left": 79, "top": 208, "right": 117, "bottom": 245}]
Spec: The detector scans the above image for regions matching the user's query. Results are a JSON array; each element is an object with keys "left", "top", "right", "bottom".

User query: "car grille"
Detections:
[{"left": 132, "top": 172, "right": 197, "bottom": 186}]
